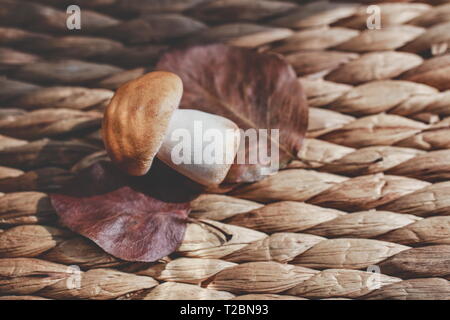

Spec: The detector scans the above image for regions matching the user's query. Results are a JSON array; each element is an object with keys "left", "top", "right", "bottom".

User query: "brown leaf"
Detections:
[
  {"left": 50, "top": 162, "right": 192, "bottom": 262},
  {"left": 156, "top": 44, "right": 308, "bottom": 183}
]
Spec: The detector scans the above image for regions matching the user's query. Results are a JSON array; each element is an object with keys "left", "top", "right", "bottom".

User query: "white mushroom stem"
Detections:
[{"left": 157, "top": 109, "right": 241, "bottom": 186}]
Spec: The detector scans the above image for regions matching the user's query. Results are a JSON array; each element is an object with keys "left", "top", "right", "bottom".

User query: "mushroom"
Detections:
[{"left": 102, "top": 71, "right": 241, "bottom": 186}]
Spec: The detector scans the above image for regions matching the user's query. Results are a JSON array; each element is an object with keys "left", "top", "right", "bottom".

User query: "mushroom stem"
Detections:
[{"left": 156, "top": 109, "right": 240, "bottom": 186}]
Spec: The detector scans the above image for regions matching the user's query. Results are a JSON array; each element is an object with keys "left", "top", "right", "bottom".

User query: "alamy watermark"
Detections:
[
  {"left": 366, "top": 265, "right": 382, "bottom": 290},
  {"left": 66, "top": 5, "right": 81, "bottom": 30},
  {"left": 66, "top": 265, "right": 82, "bottom": 289},
  {"left": 367, "top": 5, "right": 381, "bottom": 30}
]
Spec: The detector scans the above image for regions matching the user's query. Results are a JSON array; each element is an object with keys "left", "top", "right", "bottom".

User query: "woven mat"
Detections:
[{"left": 1, "top": 0, "right": 450, "bottom": 300}]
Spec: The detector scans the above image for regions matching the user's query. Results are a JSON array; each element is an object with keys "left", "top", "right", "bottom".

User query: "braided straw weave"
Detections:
[{"left": 1, "top": 0, "right": 450, "bottom": 300}]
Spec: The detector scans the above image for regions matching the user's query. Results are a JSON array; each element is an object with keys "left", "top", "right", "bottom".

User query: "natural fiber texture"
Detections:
[{"left": 0, "top": 0, "right": 450, "bottom": 300}]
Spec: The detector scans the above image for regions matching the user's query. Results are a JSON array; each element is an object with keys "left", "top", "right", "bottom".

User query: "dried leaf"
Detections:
[
  {"left": 156, "top": 44, "right": 308, "bottom": 183},
  {"left": 50, "top": 161, "right": 193, "bottom": 262}
]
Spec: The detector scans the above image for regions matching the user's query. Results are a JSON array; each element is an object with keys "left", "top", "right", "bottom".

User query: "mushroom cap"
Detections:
[{"left": 102, "top": 71, "right": 183, "bottom": 176}]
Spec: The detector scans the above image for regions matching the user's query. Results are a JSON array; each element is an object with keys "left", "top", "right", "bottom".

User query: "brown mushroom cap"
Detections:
[{"left": 102, "top": 71, "right": 183, "bottom": 176}]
